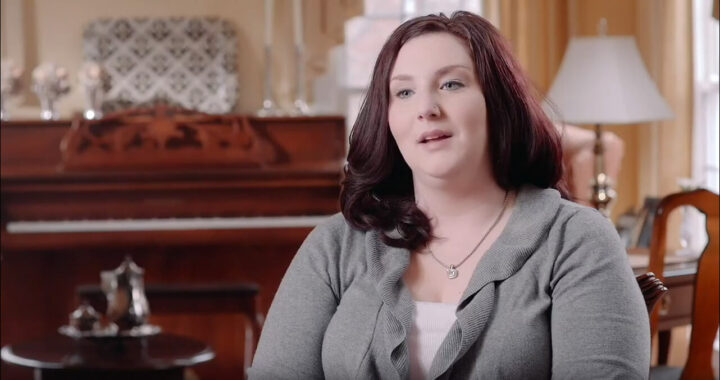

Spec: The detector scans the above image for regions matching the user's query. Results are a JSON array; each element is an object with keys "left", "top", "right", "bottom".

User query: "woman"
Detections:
[{"left": 250, "top": 12, "right": 649, "bottom": 380}]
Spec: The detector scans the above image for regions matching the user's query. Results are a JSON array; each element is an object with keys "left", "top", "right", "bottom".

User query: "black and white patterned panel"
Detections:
[{"left": 83, "top": 17, "right": 238, "bottom": 114}]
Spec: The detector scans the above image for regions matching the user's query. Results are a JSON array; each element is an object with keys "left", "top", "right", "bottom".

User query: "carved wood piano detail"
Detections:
[
  {"left": 1, "top": 107, "right": 346, "bottom": 379},
  {"left": 60, "top": 106, "right": 281, "bottom": 170}
]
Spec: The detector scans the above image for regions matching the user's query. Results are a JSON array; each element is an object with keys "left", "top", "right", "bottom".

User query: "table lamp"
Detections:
[{"left": 545, "top": 19, "right": 674, "bottom": 217}]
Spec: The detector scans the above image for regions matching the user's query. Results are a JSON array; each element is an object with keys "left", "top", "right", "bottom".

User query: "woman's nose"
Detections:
[{"left": 417, "top": 101, "right": 442, "bottom": 120}]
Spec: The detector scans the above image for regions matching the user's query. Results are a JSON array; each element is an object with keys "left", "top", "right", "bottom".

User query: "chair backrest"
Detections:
[
  {"left": 636, "top": 272, "right": 668, "bottom": 314},
  {"left": 646, "top": 189, "right": 719, "bottom": 380}
]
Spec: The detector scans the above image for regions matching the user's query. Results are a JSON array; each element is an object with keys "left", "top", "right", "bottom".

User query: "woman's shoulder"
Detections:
[
  {"left": 516, "top": 186, "right": 616, "bottom": 239},
  {"left": 546, "top": 198, "right": 629, "bottom": 273},
  {"left": 554, "top": 198, "right": 618, "bottom": 240},
  {"left": 305, "top": 212, "right": 361, "bottom": 244},
  {"left": 299, "top": 212, "right": 368, "bottom": 263},
  {"left": 296, "top": 213, "right": 376, "bottom": 295}
]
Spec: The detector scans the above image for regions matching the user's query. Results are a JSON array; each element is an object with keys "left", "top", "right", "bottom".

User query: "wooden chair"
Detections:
[
  {"left": 77, "top": 283, "right": 263, "bottom": 378},
  {"left": 646, "top": 189, "right": 719, "bottom": 380},
  {"left": 637, "top": 272, "right": 668, "bottom": 314}
]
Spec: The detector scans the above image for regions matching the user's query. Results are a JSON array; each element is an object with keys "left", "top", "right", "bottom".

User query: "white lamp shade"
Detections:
[{"left": 545, "top": 36, "right": 674, "bottom": 125}]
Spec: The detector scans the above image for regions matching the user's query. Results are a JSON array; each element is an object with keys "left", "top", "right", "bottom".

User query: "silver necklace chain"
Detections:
[{"left": 428, "top": 191, "right": 510, "bottom": 279}]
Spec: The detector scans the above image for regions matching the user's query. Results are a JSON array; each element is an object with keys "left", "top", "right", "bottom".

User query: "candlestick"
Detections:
[
  {"left": 293, "top": 0, "right": 303, "bottom": 47},
  {"left": 293, "top": 44, "right": 311, "bottom": 116},
  {"left": 264, "top": 0, "right": 273, "bottom": 47},
  {"left": 291, "top": 0, "right": 311, "bottom": 115},
  {"left": 257, "top": 45, "right": 283, "bottom": 117},
  {"left": 257, "top": 0, "right": 282, "bottom": 116},
  {"left": 79, "top": 62, "right": 108, "bottom": 120}
]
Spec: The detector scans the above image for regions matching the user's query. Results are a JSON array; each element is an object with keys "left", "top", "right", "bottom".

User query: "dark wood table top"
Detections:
[
  {"left": 1, "top": 333, "right": 214, "bottom": 371},
  {"left": 628, "top": 248, "right": 698, "bottom": 277}
]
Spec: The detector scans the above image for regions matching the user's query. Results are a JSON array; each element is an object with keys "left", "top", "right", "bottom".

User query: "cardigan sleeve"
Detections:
[
  {"left": 549, "top": 208, "right": 651, "bottom": 379},
  {"left": 248, "top": 219, "right": 343, "bottom": 380}
]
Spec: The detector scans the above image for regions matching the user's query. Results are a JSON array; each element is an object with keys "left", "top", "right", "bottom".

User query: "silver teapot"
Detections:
[{"left": 101, "top": 256, "right": 150, "bottom": 330}]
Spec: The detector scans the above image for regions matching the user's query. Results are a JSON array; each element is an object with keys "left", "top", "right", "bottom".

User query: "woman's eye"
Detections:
[
  {"left": 395, "top": 89, "right": 413, "bottom": 99},
  {"left": 441, "top": 80, "right": 464, "bottom": 90}
]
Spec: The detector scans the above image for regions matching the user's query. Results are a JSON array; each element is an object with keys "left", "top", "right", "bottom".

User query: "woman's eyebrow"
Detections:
[
  {"left": 390, "top": 64, "right": 473, "bottom": 82},
  {"left": 435, "top": 64, "right": 473, "bottom": 77}
]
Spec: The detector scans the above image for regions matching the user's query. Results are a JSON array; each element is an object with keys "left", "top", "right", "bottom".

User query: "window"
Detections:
[
  {"left": 693, "top": 0, "right": 720, "bottom": 193},
  {"left": 691, "top": 2, "right": 719, "bottom": 370}
]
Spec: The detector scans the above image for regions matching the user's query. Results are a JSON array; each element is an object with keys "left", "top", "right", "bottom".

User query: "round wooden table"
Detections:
[{"left": 1, "top": 333, "right": 214, "bottom": 380}]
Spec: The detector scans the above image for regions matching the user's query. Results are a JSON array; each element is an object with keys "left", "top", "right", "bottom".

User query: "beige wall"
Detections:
[
  {"left": 2, "top": 0, "right": 694, "bottom": 224},
  {"left": 570, "top": 0, "right": 640, "bottom": 222},
  {"left": 570, "top": 0, "right": 692, "bottom": 223},
  {"left": 490, "top": 0, "right": 693, "bottom": 221},
  {"left": 0, "top": 0, "right": 362, "bottom": 117}
]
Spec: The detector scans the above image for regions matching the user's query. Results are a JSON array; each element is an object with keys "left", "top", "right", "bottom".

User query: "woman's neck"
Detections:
[{"left": 413, "top": 172, "right": 508, "bottom": 230}]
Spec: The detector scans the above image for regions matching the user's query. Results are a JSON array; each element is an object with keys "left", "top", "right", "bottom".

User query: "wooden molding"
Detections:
[{"left": 59, "top": 105, "right": 281, "bottom": 171}]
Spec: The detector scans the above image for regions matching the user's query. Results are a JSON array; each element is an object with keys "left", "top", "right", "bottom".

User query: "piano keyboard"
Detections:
[{"left": 6, "top": 215, "right": 333, "bottom": 234}]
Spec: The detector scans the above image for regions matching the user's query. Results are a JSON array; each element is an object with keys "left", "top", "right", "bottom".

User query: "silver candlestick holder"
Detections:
[
  {"left": 292, "top": 44, "right": 312, "bottom": 116},
  {"left": 290, "top": 0, "right": 312, "bottom": 116},
  {"left": 78, "top": 62, "right": 108, "bottom": 120},
  {"left": 257, "top": 45, "right": 283, "bottom": 117}
]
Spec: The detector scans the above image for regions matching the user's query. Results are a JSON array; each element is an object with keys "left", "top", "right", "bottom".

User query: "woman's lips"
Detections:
[
  {"left": 418, "top": 130, "right": 453, "bottom": 143},
  {"left": 421, "top": 135, "right": 450, "bottom": 143},
  {"left": 419, "top": 135, "right": 452, "bottom": 151}
]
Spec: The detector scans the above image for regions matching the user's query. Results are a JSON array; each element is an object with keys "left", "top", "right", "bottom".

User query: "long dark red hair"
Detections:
[{"left": 340, "top": 11, "right": 568, "bottom": 250}]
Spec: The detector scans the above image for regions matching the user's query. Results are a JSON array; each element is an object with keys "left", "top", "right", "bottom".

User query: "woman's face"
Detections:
[{"left": 388, "top": 32, "right": 489, "bottom": 184}]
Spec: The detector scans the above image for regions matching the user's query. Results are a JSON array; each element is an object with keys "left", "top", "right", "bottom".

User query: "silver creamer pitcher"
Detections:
[{"left": 101, "top": 256, "right": 150, "bottom": 330}]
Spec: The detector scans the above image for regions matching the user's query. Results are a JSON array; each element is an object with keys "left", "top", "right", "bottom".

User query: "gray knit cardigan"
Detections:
[{"left": 249, "top": 186, "right": 650, "bottom": 379}]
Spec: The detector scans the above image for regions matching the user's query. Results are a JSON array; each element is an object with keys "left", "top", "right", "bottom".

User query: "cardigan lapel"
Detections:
[
  {"left": 459, "top": 186, "right": 561, "bottom": 304},
  {"left": 429, "top": 186, "right": 562, "bottom": 378},
  {"left": 366, "top": 186, "right": 563, "bottom": 379},
  {"left": 428, "top": 282, "right": 497, "bottom": 379},
  {"left": 366, "top": 230, "right": 414, "bottom": 378}
]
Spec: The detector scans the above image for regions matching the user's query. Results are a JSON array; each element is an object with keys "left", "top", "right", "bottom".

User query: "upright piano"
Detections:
[{"left": 0, "top": 107, "right": 346, "bottom": 379}]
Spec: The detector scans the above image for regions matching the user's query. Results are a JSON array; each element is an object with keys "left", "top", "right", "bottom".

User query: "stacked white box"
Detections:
[
  {"left": 344, "top": 17, "right": 402, "bottom": 90},
  {"left": 312, "top": 45, "right": 347, "bottom": 115},
  {"left": 312, "top": 0, "right": 483, "bottom": 134}
]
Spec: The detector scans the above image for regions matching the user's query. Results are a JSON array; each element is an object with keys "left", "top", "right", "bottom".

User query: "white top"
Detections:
[{"left": 409, "top": 301, "right": 458, "bottom": 380}]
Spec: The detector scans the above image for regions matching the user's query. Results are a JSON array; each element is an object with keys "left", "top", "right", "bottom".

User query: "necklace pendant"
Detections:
[{"left": 447, "top": 265, "right": 459, "bottom": 279}]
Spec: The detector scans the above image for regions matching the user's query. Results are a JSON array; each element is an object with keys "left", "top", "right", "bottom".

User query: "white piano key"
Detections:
[{"left": 6, "top": 215, "right": 333, "bottom": 234}]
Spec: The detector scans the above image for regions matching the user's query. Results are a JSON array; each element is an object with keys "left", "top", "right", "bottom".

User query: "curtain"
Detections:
[
  {"left": 483, "top": 0, "right": 568, "bottom": 94},
  {"left": 635, "top": 0, "right": 693, "bottom": 202},
  {"left": 486, "top": 0, "right": 694, "bottom": 222}
]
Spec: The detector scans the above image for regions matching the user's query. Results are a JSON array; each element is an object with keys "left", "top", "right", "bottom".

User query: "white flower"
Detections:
[
  {"left": 78, "top": 61, "right": 107, "bottom": 87},
  {"left": 32, "top": 62, "right": 71, "bottom": 97},
  {"left": 1, "top": 59, "right": 23, "bottom": 95}
]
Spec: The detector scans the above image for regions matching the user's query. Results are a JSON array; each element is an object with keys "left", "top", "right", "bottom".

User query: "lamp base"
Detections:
[
  {"left": 592, "top": 172, "right": 617, "bottom": 218},
  {"left": 591, "top": 124, "right": 617, "bottom": 218}
]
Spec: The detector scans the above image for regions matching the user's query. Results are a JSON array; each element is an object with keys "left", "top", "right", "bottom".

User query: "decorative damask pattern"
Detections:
[{"left": 84, "top": 17, "right": 238, "bottom": 114}]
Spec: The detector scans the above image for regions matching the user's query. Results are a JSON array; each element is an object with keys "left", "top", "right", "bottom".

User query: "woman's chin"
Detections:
[{"left": 412, "top": 164, "right": 468, "bottom": 183}]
